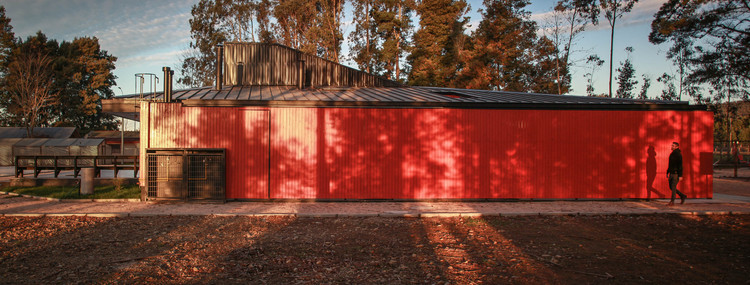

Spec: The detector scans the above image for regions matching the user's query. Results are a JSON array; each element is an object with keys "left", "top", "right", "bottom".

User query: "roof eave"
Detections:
[{"left": 180, "top": 99, "right": 708, "bottom": 111}]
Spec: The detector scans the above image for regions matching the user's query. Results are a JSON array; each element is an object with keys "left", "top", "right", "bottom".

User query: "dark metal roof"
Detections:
[
  {"left": 86, "top": 131, "right": 140, "bottom": 139},
  {"left": 0, "top": 127, "right": 79, "bottom": 139},
  {"left": 117, "top": 85, "right": 703, "bottom": 111}
]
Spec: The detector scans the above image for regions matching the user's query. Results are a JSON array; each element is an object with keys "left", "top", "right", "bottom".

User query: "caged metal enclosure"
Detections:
[
  {"left": 146, "top": 149, "right": 226, "bottom": 201},
  {"left": 104, "top": 42, "right": 714, "bottom": 201}
]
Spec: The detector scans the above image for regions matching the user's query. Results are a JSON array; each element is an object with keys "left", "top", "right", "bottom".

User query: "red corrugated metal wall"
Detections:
[
  {"left": 143, "top": 103, "right": 713, "bottom": 200},
  {"left": 269, "top": 108, "right": 713, "bottom": 199},
  {"left": 142, "top": 103, "right": 269, "bottom": 199}
]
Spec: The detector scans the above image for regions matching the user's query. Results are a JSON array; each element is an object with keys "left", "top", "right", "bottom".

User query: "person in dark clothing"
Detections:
[{"left": 667, "top": 142, "right": 686, "bottom": 206}]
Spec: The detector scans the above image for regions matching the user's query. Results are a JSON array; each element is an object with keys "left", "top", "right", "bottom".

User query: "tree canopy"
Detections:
[
  {"left": 407, "top": 0, "right": 469, "bottom": 87},
  {"left": 0, "top": 7, "right": 118, "bottom": 135},
  {"left": 452, "top": 0, "right": 558, "bottom": 93},
  {"left": 649, "top": 0, "right": 749, "bottom": 100}
]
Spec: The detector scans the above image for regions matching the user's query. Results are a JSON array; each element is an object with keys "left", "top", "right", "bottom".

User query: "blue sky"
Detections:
[{"left": 2, "top": 0, "right": 679, "bottom": 99}]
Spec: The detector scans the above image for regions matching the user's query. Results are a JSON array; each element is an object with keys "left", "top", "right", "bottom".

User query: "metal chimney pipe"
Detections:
[
  {"left": 168, "top": 69, "right": 174, "bottom": 102},
  {"left": 298, "top": 60, "right": 305, "bottom": 89},
  {"left": 237, "top": 62, "right": 244, "bottom": 86},
  {"left": 162, "top": 67, "right": 170, "bottom": 102},
  {"left": 215, "top": 44, "right": 223, "bottom": 90}
]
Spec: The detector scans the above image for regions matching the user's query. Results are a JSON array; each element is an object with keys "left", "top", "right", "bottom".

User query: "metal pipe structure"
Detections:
[
  {"left": 216, "top": 44, "right": 223, "bottom": 91},
  {"left": 135, "top": 73, "right": 159, "bottom": 101},
  {"left": 298, "top": 59, "right": 305, "bottom": 89},
  {"left": 169, "top": 70, "right": 174, "bottom": 102},
  {"left": 162, "top": 67, "right": 172, "bottom": 102},
  {"left": 236, "top": 62, "right": 244, "bottom": 86}
]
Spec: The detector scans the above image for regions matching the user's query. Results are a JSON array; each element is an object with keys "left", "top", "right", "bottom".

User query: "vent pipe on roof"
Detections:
[
  {"left": 215, "top": 44, "right": 223, "bottom": 91},
  {"left": 169, "top": 69, "right": 174, "bottom": 102},
  {"left": 236, "top": 62, "right": 244, "bottom": 86},
  {"left": 298, "top": 59, "right": 305, "bottom": 89},
  {"left": 162, "top": 67, "right": 173, "bottom": 102}
]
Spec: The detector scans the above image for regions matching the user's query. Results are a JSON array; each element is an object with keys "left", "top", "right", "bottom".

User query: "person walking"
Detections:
[{"left": 667, "top": 142, "right": 686, "bottom": 206}]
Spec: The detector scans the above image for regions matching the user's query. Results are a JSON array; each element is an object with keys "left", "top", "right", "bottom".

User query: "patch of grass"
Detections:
[
  {"left": 4, "top": 184, "right": 140, "bottom": 199},
  {"left": 463, "top": 217, "right": 483, "bottom": 227}
]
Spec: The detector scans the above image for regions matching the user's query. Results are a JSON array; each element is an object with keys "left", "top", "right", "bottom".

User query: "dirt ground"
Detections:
[{"left": 1, "top": 214, "right": 747, "bottom": 284}]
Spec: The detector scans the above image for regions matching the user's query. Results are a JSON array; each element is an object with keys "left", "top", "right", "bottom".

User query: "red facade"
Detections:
[{"left": 140, "top": 102, "right": 713, "bottom": 200}]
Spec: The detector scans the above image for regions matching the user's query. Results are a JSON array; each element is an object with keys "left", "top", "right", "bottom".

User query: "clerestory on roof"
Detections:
[{"left": 103, "top": 42, "right": 706, "bottom": 116}]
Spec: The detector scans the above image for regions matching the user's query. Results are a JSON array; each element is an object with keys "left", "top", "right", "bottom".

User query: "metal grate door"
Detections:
[
  {"left": 146, "top": 149, "right": 225, "bottom": 201},
  {"left": 187, "top": 154, "right": 225, "bottom": 200}
]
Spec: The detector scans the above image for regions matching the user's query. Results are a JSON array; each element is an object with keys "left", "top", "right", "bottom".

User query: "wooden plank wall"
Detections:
[{"left": 223, "top": 42, "right": 400, "bottom": 88}]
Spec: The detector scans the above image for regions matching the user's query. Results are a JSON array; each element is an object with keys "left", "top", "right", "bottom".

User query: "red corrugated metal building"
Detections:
[{"left": 105, "top": 43, "right": 713, "bottom": 200}]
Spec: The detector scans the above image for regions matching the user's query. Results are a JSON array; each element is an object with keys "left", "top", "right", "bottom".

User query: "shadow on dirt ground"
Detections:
[{"left": 0, "top": 214, "right": 747, "bottom": 284}]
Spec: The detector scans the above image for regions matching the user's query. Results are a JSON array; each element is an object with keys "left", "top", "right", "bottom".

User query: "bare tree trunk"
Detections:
[
  {"left": 608, "top": 17, "right": 615, "bottom": 98},
  {"left": 366, "top": 0, "right": 371, "bottom": 73},
  {"left": 555, "top": 51, "right": 561, "bottom": 95},
  {"left": 395, "top": 1, "right": 402, "bottom": 81},
  {"left": 332, "top": 0, "right": 340, "bottom": 62}
]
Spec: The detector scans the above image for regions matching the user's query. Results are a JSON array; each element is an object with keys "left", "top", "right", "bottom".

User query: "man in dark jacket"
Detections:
[{"left": 667, "top": 142, "right": 686, "bottom": 206}]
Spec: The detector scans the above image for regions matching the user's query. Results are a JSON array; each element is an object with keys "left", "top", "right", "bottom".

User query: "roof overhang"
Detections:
[
  {"left": 102, "top": 98, "right": 141, "bottom": 121},
  {"left": 179, "top": 99, "right": 708, "bottom": 111}
]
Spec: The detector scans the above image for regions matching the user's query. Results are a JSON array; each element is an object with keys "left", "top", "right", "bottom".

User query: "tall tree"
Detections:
[
  {"left": 4, "top": 52, "right": 57, "bottom": 137},
  {"left": 180, "top": 0, "right": 275, "bottom": 87},
  {"left": 598, "top": 0, "right": 638, "bottom": 97},
  {"left": 649, "top": 0, "right": 750, "bottom": 87},
  {"left": 584, "top": 54, "right": 604, "bottom": 96},
  {"left": 0, "top": 5, "right": 15, "bottom": 122},
  {"left": 657, "top": 73, "right": 678, "bottom": 101},
  {"left": 545, "top": 0, "right": 598, "bottom": 94},
  {"left": 273, "top": 0, "right": 319, "bottom": 55},
  {"left": 637, "top": 74, "right": 650, "bottom": 99},
  {"left": 53, "top": 37, "right": 118, "bottom": 131},
  {"left": 407, "top": 0, "right": 469, "bottom": 87},
  {"left": 665, "top": 36, "right": 698, "bottom": 101},
  {"left": 455, "top": 0, "right": 557, "bottom": 93},
  {"left": 349, "top": 0, "right": 378, "bottom": 73},
  {"left": 615, "top": 46, "right": 637, "bottom": 98},
  {"left": 255, "top": 0, "right": 275, "bottom": 43},
  {"left": 651, "top": 0, "right": 749, "bottom": 144},
  {"left": 1, "top": 31, "right": 117, "bottom": 132},
  {"left": 312, "top": 0, "right": 346, "bottom": 62},
  {"left": 0, "top": 6, "right": 14, "bottom": 74},
  {"left": 372, "top": 0, "right": 415, "bottom": 80},
  {"left": 274, "top": 0, "right": 346, "bottom": 61}
]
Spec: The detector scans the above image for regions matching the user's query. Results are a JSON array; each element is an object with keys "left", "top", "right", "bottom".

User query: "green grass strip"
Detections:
[{"left": 4, "top": 184, "right": 140, "bottom": 199}]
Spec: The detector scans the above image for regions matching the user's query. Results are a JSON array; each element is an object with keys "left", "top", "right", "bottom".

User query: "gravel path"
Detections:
[{"left": 2, "top": 167, "right": 749, "bottom": 217}]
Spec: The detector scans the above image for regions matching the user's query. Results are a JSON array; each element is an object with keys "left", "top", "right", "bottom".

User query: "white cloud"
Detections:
[
  {"left": 3, "top": 0, "right": 195, "bottom": 62},
  {"left": 530, "top": 0, "right": 667, "bottom": 33},
  {"left": 117, "top": 49, "right": 186, "bottom": 66}
]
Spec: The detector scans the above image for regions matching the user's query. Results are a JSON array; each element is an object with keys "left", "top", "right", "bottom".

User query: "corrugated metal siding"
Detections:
[
  {"left": 223, "top": 43, "right": 400, "bottom": 87},
  {"left": 0, "top": 138, "right": 22, "bottom": 166},
  {"left": 145, "top": 102, "right": 713, "bottom": 200},
  {"left": 269, "top": 108, "right": 713, "bottom": 199},
  {"left": 143, "top": 103, "right": 269, "bottom": 199}
]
